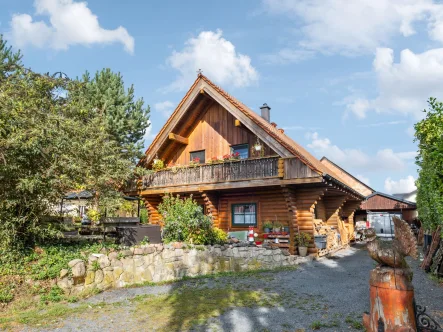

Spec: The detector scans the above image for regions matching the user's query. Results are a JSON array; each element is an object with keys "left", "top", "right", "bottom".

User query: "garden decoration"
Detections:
[
  {"left": 295, "top": 232, "right": 311, "bottom": 257},
  {"left": 363, "top": 217, "right": 442, "bottom": 332}
]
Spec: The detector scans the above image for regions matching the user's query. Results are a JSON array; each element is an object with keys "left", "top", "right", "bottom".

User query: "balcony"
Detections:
[{"left": 140, "top": 156, "right": 281, "bottom": 190}]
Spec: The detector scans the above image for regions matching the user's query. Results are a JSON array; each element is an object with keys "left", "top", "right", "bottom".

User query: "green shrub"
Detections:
[
  {"left": 86, "top": 209, "right": 100, "bottom": 223},
  {"left": 0, "top": 284, "right": 14, "bottom": 303},
  {"left": 158, "top": 194, "right": 214, "bottom": 245},
  {"left": 0, "top": 241, "right": 121, "bottom": 280},
  {"left": 211, "top": 227, "right": 228, "bottom": 244},
  {"left": 40, "top": 286, "right": 64, "bottom": 303},
  {"left": 140, "top": 208, "right": 148, "bottom": 224},
  {"left": 140, "top": 236, "right": 150, "bottom": 245}
]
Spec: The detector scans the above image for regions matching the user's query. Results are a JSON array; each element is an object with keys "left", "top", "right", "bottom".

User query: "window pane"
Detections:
[
  {"left": 233, "top": 214, "right": 245, "bottom": 224},
  {"left": 232, "top": 203, "right": 257, "bottom": 226},
  {"left": 231, "top": 144, "right": 249, "bottom": 159},
  {"left": 190, "top": 150, "right": 205, "bottom": 164}
]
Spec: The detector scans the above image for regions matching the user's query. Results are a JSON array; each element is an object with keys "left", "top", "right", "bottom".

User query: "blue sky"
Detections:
[{"left": 3, "top": 0, "right": 442, "bottom": 194}]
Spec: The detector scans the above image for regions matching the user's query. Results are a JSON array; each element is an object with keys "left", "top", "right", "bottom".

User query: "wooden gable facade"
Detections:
[{"left": 139, "top": 74, "right": 365, "bottom": 254}]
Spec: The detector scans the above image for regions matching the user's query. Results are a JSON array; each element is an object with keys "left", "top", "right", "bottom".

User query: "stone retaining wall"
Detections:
[{"left": 57, "top": 244, "right": 311, "bottom": 295}]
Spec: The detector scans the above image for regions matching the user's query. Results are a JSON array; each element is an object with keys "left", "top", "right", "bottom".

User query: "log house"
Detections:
[{"left": 138, "top": 74, "right": 366, "bottom": 254}]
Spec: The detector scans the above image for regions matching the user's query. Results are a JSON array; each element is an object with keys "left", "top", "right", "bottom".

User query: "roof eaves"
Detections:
[{"left": 322, "top": 173, "right": 366, "bottom": 200}]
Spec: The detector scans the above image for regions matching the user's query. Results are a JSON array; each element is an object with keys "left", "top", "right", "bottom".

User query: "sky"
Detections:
[{"left": 3, "top": 0, "right": 442, "bottom": 194}]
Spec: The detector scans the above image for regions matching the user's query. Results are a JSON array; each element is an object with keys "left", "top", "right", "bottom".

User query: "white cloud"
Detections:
[
  {"left": 165, "top": 29, "right": 258, "bottom": 91},
  {"left": 307, "top": 132, "right": 416, "bottom": 171},
  {"left": 346, "top": 47, "right": 443, "bottom": 118},
  {"left": 384, "top": 175, "right": 417, "bottom": 194},
  {"left": 10, "top": 0, "right": 134, "bottom": 53},
  {"left": 262, "top": 0, "right": 443, "bottom": 56},
  {"left": 154, "top": 101, "right": 175, "bottom": 118},
  {"left": 346, "top": 98, "right": 371, "bottom": 119},
  {"left": 356, "top": 174, "right": 371, "bottom": 186}
]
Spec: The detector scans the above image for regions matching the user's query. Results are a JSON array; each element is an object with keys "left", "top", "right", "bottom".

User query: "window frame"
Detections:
[
  {"left": 231, "top": 203, "right": 257, "bottom": 227},
  {"left": 230, "top": 143, "right": 249, "bottom": 159},
  {"left": 190, "top": 150, "right": 205, "bottom": 164}
]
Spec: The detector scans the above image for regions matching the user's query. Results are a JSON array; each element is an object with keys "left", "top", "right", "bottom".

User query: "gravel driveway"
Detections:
[{"left": 27, "top": 244, "right": 443, "bottom": 332}]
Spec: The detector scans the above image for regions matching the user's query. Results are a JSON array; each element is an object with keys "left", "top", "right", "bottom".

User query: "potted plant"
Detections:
[
  {"left": 283, "top": 225, "right": 290, "bottom": 234},
  {"left": 263, "top": 221, "right": 273, "bottom": 233},
  {"left": 273, "top": 222, "right": 282, "bottom": 233},
  {"left": 189, "top": 157, "right": 200, "bottom": 167},
  {"left": 295, "top": 232, "right": 311, "bottom": 257}
]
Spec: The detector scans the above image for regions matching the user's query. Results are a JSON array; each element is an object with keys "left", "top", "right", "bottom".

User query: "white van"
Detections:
[{"left": 367, "top": 212, "right": 402, "bottom": 239}]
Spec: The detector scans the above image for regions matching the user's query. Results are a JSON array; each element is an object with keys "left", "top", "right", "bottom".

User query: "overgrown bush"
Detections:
[
  {"left": 140, "top": 208, "right": 148, "bottom": 224},
  {"left": 0, "top": 241, "right": 120, "bottom": 280},
  {"left": 158, "top": 195, "right": 226, "bottom": 245},
  {"left": 211, "top": 227, "right": 228, "bottom": 244}
]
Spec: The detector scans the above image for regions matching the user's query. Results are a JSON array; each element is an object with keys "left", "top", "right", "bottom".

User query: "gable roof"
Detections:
[
  {"left": 320, "top": 157, "right": 375, "bottom": 196},
  {"left": 140, "top": 74, "right": 362, "bottom": 197},
  {"left": 364, "top": 191, "right": 417, "bottom": 207}
]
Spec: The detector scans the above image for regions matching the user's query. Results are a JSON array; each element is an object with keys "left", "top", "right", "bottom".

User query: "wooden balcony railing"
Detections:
[{"left": 141, "top": 156, "right": 281, "bottom": 189}]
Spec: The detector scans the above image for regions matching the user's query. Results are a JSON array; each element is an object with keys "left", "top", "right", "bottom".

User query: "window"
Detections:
[
  {"left": 231, "top": 144, "right": 249, "bottom": 159},
  {"left": 232, "top": 203, "right": 257, "bottom": 226},
  {"left": 190, "top": 150, "right": 205, "bottom": 164}
]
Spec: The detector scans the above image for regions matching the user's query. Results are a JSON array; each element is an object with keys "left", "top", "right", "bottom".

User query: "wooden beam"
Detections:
[{"left": 168, "top": 133, "right": 189, "bottom": 145}]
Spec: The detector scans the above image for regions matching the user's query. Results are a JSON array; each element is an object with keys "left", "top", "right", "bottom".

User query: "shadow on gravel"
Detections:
[{"left": 146, "top": 245, "right": 368, "bottom": 332}]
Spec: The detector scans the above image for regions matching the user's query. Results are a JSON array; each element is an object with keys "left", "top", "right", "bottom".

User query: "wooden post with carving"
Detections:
[{"left": 362, "top": 217, "right": 418, "bottom": 332}]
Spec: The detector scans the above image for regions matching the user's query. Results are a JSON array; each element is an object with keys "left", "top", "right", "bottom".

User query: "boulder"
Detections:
[
  {"left": 70, "top": 260, "right": 86, "bottom": 278},
  {"left": 59, "top": 269, "right": 69, "bottom": 279}
]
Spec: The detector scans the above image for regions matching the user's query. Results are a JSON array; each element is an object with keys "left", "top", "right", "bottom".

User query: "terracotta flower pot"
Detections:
[{"left": 298, "top": 246, "right": 308, "bottom": 257}]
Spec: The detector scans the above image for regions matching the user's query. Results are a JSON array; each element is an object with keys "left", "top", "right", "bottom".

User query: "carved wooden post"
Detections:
[
  {"left": 363, "top": 267, "right": 416, "bottom": 332},
  {"left": 363, "top": 217, "right": 419, "bottom": 332}
]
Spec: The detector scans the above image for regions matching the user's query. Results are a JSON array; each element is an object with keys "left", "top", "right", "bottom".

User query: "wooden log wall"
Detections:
[
  {"left": 315, "top": 200, "right": 326, "bottom": 220},
  {"left": 341, "top": 200, "right": 362, "bottom": 242},
  {"left": 201, "top": 191, "right": 220, "bottom": 228},
  {"left": 323, "top": 195, "right": 348, "bottom": 228},
  {"left": 217, "top": 188, "right": 289, "bottom": 235},
  {"left": 293, "top": 188, "right": 325, "bottom": 254},
  {"left": 282, "top": 187, "right": 298, "bottom": 254},
  {"left": 142, "top": 196, "right": 162, "bottom": 224}
]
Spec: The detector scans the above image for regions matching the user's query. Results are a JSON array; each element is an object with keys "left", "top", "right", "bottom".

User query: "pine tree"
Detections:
[{"left": 77, "top": 68, "right": 150, "bottom": 161}]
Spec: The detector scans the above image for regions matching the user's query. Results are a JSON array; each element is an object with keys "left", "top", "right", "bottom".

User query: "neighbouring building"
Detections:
[
  {"left": 319, "top": 157, "right": 418, "bottom": 224},
  {"left": 356, "top": 192, "right": 417, "bottom": 223},
  {"left": 138, "top": 74, "right": 366, "bottom": 255}
]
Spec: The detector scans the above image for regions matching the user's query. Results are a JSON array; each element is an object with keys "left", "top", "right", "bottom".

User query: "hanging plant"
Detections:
[
  {"left": 152, "top": 155, "right": 165, "bottom": 171},
  {"left": 252, "top": 137, "right": 264, "bottom": 158}
]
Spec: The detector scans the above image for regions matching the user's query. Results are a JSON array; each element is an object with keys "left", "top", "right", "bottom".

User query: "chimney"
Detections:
[{"left": 260, "top": 103, "right": 271, "bottom": 122}]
